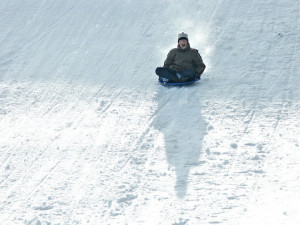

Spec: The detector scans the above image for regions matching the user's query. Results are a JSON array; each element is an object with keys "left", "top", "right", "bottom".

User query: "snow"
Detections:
[{"left": 0, "top": 0, "right": 300, "bottom": 224}]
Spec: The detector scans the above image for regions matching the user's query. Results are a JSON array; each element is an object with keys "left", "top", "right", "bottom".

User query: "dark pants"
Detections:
[{"left": 155, "top": 67, "right": 195, "bottom": 82}]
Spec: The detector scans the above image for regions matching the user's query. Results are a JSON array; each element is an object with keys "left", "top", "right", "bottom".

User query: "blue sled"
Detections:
[{"left": 158, "top": 78, "right": 200, "bottom": 86}]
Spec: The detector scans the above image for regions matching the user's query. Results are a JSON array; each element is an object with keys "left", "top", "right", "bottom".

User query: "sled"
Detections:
[{"left": 158, "top": 78, "right": 200, "bottom": 86}]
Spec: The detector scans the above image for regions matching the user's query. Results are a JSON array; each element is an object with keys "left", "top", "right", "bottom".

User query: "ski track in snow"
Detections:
[{"left": 1, "top": 0, "right": 300, "bottom": 224}]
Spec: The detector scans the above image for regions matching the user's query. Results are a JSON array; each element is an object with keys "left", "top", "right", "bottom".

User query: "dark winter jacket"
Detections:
[{"left": 163, "top": 43, "right": 206, "bottom": 75}]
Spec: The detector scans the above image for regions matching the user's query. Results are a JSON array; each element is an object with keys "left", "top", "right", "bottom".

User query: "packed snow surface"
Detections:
[{"left": 1, "top": 0, "right": 300, "bottom": 224}]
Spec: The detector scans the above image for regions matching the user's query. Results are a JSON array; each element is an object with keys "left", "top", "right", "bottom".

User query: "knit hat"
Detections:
[{"left": 178, "top": 32, "right": 188, "bottom": 42}]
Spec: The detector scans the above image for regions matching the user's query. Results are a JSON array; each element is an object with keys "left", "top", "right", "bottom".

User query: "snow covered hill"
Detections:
[{"left": 1, "top": 0, "right": 300, "bottom": 224}]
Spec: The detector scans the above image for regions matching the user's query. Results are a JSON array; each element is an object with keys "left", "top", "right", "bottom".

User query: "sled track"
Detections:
[{"left": 227, "top": 0, "right": 281, "bottom": 183}]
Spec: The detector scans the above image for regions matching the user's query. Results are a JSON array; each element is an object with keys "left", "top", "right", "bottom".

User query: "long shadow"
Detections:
[{"left": 153, "top": 83, "right": 207, "bottom": 198}]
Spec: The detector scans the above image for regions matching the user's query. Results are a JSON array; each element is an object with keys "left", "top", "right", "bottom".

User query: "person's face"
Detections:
[{"left": 179, "top": 39, "right": 188, "bottom": 48}]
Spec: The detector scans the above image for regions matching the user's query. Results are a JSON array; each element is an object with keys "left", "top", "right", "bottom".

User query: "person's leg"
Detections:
[
  {"left": 155, "top": 67, "right": 180, "bottom": 82},
  {"left": 180, "top": 70, "right": 196, "bottom": 81}
]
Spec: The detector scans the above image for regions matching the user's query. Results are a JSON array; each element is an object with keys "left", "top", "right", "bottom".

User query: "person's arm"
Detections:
[
  {"left": 163, "top": 49, "right": 175, "bottom": 68},
  {"left": 193, "top": 50, "right": 206, "bottom": 78}
]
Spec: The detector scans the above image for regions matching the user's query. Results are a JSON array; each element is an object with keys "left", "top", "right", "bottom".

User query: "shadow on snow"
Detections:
[{"left": 153, "top": 83, "right": 207, "bottom": 198}]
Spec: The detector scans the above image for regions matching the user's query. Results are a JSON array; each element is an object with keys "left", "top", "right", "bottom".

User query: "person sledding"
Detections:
[{"left": 156, "top": 32, "right": 206, "bottom": 83}]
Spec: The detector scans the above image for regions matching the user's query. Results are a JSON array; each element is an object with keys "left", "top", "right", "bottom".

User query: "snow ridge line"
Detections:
[{"left": 0, "top": 142, "right": 54, "bottom": 207}]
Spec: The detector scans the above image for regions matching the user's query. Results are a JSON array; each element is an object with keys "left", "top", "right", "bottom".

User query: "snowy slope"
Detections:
[{"left": 0, "top": 0, "right": 300, "bottom": 224}]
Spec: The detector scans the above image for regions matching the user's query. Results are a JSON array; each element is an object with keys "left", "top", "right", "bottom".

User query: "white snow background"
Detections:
[{"left": 0, "top": 0, "right": 300, "bottom": 224}]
